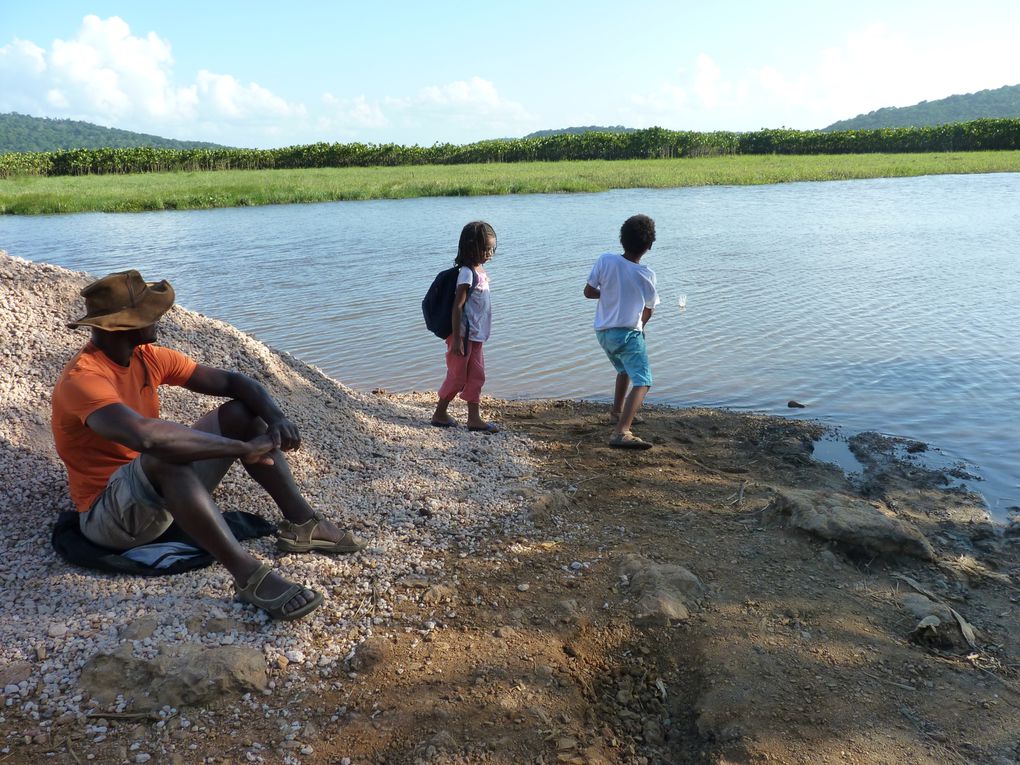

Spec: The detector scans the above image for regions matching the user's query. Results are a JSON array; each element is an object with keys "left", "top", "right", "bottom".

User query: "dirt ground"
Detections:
[{"left": 5, "top": 399, "right": 1020, "bottom": 765}]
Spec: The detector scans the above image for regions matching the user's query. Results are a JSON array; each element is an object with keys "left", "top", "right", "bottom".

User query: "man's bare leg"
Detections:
[
  {"left": 140, "top": 454, "right": 316, "bottom": 616},
  {"left": 203, "top": 400, "right": 347, "bottom": 546}
]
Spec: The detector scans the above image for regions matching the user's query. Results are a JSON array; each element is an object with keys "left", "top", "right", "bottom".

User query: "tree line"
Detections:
[
  {"left": 0, "top": 112, "right": 225, "bottom": 154},
  {"left": 2, "top": 120, "right": 1019, "bottom": 179}
]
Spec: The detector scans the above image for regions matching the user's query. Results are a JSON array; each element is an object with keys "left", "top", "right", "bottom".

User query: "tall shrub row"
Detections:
[{"left": 2, "top": 119, "right": 1018, "bottom": 179}]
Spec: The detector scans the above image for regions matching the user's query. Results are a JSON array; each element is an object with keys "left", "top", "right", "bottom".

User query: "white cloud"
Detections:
[
  {"left": 0, "top": 38, "right": 46, "bottom": 75},
  {"left": 320, "top": 93, "right": 389, "bottom": 130},
  {"left": 386, "top": 77, "right": 534, "bottom": 138},
  {"left": 692, "top": 54, "right": 725, "bottom": 110},
  {"left": 318, "top": 77, "right": 533, "bottom": 143},
  {"left": 195, "top": 71, "right": 301, "bottom": 120},
  {"left": 627, "top": 24, "right": 1020, "bottom": 130},
  {"left": 0, "top": 15, "right": 302, "bottom": 141},
  {"left": 1, "top": 16, "right": 532, "bottom": 145},
  {"left": 0, "top": 39, "right": 49, "bottom": 114}
]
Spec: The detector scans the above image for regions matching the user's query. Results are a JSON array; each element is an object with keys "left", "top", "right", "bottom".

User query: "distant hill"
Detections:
[
  {"left": 823, "top": 84, "right": 1020, "bottom": 131},
  {"left": 523, "top": 125, "right": 637, "bottom": 139},
  {"left": 0, "top": 112, "right": 227, "bottom": 152}
]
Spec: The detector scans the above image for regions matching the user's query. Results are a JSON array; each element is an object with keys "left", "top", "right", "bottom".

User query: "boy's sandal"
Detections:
[
  {"left": 431, "top": 418, "right": 458, "bottom": 428},
  {"left": 468, "top": 422, "right": 499, "bottom": 434},
  {"left": 235, "top": 562, "right": 323, "bottom": 621},
  {"left": 609, "top": 430, "right": 653, "bottom": 450},
  {"left": 276, "top": 511, "right": 366, "bottom": 554}
]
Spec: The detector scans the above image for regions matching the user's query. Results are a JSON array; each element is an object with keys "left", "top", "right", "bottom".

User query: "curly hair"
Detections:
[
  {"left": 455, "top": 221, "right": 497, "bottom": 268},
  {"left": 619, "top": 214, "right": 656, "bottom": 255}
]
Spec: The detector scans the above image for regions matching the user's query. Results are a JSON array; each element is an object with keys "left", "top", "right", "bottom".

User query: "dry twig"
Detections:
[
  {"left": 861, "top": 670, "right": 916, "bottom": 691},
  {"left": 62, "top": 737, "right": 82, "bottom": 765},
  {"left": 727, "top": 481, "right": 747, "bottom": 506},
  {"left": 84, "top": 711, "right": 161, "bottom": 721}
]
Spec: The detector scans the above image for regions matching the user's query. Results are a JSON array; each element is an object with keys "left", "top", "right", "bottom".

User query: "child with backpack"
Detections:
[
  {"left": 584, "top": 214, "right": 659, "bottom": 449},
  {"left": 430, "top": 221, "right": 499, "bottom": 433}
]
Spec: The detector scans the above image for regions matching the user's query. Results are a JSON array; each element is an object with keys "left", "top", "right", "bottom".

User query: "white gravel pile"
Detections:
[{"left": 0, "top": 251, "right": 536, "bottom": 721}]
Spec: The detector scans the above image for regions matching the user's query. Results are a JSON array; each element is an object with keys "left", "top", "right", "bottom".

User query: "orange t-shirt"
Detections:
[{"left": 51, "top": 342, "right": 198, "bottom": 512}]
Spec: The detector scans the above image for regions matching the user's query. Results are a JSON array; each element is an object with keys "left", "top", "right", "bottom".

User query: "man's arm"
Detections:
[
  {"left": 184, "top": 365, "right": 300, "bottom": 451},
  {"left": 85, "top": 404, "right": 275, "bottom": 465},
  {"left": 583, "top": 284, "right": 600, "bottom": 299}
]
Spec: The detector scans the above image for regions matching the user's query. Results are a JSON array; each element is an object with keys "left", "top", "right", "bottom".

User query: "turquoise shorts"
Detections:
[{"left": 596, "top": 328, "right": 652, "bottom": 388}]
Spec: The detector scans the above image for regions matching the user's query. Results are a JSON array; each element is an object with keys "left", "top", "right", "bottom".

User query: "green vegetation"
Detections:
[
  {"left": 3, "top": 152, "right": 1019, "bottom": 215},
  {"left": 0, "top": 112, "right": 226, "bottom": 153},
  {"left": 3, "top": 121, "right": 1019, "bottom": 181},
  {"left": 523, "top": 125, "right": 636, "bottom": 139},
  {"left": 825, "top": 83, "right": 1020, "bottom": 131}
]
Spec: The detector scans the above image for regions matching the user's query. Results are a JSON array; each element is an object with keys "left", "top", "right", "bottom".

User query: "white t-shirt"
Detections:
[
  {"left": 457, "top": 266, "right": 491, "bottom": 342},
  {"left": 587, "top": 253, "right": 659, "bottom": 331}
]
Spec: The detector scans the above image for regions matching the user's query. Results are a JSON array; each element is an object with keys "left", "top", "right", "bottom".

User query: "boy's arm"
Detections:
[
  {"left": 642, "top": 276, "right": 659, "bottom": 328},
  {"left": 584, "top": 258, "right": 602, "bottom": 299}
]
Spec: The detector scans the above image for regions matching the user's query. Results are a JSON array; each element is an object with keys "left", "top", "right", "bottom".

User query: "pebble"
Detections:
[
  {"left": 0, "top": 252, "right": 539, "bottom": 720},
  {"left": 517, "top": 584, "right": 530, "bottom": 592}
]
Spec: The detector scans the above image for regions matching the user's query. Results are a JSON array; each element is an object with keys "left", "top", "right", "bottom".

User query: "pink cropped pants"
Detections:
[{"left": 438, "top": 338, "right": 485, "bottom": 404}]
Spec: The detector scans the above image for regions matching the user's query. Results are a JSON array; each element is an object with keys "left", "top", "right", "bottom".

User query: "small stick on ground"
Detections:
[
  {"left": 862, "top": 670, "right": 916, "bottom": 692},
  {"left": 85, "top": 711, "right": 161, "bottom": 721},
  {"left": 61, "top": 737, "right": 82, "bottom": 765},
  {"left": 727, "top": 481, "right": 747, "bottom": 506}
]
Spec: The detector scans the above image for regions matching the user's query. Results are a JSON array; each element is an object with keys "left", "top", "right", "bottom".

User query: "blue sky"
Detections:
[{"left": 2, "top": 1, "right": 1019, "bottom": 148}]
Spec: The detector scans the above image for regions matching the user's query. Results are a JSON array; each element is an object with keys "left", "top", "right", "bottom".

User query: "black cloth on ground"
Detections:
[{"left": 51, "top": 511, "right": 276, "bottom": 576}]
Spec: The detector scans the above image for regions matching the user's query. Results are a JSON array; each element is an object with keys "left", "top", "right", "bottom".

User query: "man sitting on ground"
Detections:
[{"left": 51, "top": 270, "right": 363, "bottom": 621}]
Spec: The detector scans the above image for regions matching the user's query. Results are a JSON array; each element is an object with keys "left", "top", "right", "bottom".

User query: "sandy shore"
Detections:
[{"left": 2, "top": 251, "right": 1019, "bottom": 764}]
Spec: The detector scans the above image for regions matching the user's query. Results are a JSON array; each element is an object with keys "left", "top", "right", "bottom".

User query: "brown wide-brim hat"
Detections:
[{"left": 67, "top": 270, "right": 175, "bottom": 331}]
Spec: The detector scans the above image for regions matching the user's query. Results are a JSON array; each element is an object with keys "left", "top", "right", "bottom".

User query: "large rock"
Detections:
[
  {"left": 765, "top": 489, "right": 934, "bottom": 560},
  {"left": 899, "top": 592, "right": 954, "bottom": 623},
  {"left": 619, "top": 554, "right": 704, "bottom": 624},
  {"left": 80, "top": 642, "right": 267, "bottom": 708}
]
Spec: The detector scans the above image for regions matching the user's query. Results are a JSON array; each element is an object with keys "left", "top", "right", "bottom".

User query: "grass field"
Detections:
[{"left": 2, "top": 151, "right": 1019, "bottom": 215}]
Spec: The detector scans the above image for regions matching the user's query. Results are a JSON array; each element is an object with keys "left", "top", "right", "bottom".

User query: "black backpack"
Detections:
[{"left": 422, "top": 265, "right": 478, "bottom": 339}]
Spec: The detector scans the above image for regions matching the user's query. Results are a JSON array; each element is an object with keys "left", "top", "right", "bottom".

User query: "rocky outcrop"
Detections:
[
  {"left": 765, "top": 489, "right": 934, "bottom": 560},
  {"left": 619, "top": 554, "right": 705, "bottom": 624},
  {"left": 79, "top": 643, "right": 267, "bottom": 709}
]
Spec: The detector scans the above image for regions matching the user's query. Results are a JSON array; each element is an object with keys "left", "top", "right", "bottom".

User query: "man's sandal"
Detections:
[
  {"left": 235, "top": 562, "right": 323, "bottom": 621},
  {"left": 276, "top": 511, "right": 366, "bottom": 554}
]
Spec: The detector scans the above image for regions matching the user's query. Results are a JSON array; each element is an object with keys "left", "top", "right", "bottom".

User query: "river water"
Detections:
[{"left": 2, "top": 173, "right": 1018, "bottom": 514}]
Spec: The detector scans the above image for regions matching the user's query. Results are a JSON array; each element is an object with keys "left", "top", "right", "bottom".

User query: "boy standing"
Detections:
[{"left": 583, "top": 214, "right": 659, "bottom": 449}]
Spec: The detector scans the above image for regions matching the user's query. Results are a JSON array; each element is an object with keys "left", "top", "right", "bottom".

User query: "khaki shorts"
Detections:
[
  {"left": 79, "top": 458, "right": 174, "bottom": 550},
  {"left": 78, "top": 407, "right": 234, "bottom": 551}
]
